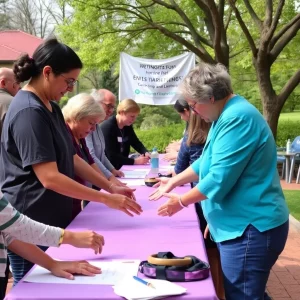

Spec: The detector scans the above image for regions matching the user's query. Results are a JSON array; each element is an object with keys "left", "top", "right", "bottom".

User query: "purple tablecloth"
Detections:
[{"left": 5, "top": 161, "right": 217, "bottom": 300}]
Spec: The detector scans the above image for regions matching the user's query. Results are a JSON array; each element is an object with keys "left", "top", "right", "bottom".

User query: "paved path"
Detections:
[{"left": 266, "top": 180, "right": 300, "bottom": 300}]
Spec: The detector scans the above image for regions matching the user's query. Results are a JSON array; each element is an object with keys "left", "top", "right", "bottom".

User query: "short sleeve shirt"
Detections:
[{"left": 0, "top": 90, "right": 75, "bottom": 228}]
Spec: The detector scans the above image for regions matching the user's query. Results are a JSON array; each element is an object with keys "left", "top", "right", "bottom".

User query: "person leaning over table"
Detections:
[
  {"left": 100, "top": 98, "right": 150, "bottom": 170},
  {"left": 149, "top": 63, "right": 289, "bottom": 300},
  {"left": 0, "top": 195, "right": 104, "bottom": 299},
  {"left": 173, "top": 113, "right": 225, "bottom": 300},
  {"left": 86, "top": 89, "right": 125, "bottom": 183},
  {"left": 62, "top": 93, "right": 128, "bottom": 215},
  {"left": 0, "top": 38, "right": 142, "bottom": 286},
  {"left": 163, "top": 99, "right": 190, "bottom": 162}
]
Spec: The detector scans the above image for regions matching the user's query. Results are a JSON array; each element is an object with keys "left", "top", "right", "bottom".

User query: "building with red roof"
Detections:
[{"left": 0, "top": 30, "right": 42, "bottom": 67}]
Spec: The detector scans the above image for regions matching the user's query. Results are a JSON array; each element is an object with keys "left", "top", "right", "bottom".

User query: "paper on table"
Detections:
[
  {"left": 123, "top": 170, "right": 149, "bottom": 179},
  {"left": 113, "top": 277, "right": 186, "bottom": 300},
  {"left": 24, "top": 260, "right": 140, "bottom": 285},
  {"left": 120, "top": 179, "right": 145, "bottom": 186}
]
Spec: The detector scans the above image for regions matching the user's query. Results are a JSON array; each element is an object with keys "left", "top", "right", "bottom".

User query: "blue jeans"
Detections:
[
  {"left": 217, "top": 220, "right": 289, "bottom": 300},
  {"left": 8, "top": 246, "right": 48, "bottom": 286}
]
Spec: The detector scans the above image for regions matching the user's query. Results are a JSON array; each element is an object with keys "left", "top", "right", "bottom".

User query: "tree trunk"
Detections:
[{"left": 253, "top": 52, "right": 281, "bottom": 139}]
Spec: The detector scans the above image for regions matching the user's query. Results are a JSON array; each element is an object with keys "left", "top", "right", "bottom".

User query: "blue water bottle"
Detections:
[{"left": 150, "top": 147, "right": 159, "bottom": 174}]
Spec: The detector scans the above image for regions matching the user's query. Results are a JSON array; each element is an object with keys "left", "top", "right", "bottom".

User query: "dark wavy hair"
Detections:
[
  {"left": 13, "top": 37, "right": 83, "bottom": 83},
  {"left": 174, "top": 98, "right": 189, "bottom": 113}
]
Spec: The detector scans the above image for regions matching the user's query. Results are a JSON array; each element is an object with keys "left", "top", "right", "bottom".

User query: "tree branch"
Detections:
[
  {"left": 265, "top": 0, "right": 273, "bottom": 27},
  {"left": 93, "top": 1, "right": 216, "bottom": 64},
  {"left": 225, "top": 7, "right": 233, "bottom": 32},
  {"left": 243, "top": 0, "right": 263, "bottom": 30},
  {"left": 278, "top": 69, "right": 300, "bottom": 106},
  {"left": 265, "top": 0, "right": 284, "bottom": 43},
  {"left": 194, "top": 0, "right": 215, "bottom": 41},
  {"left": 270, "top": 19, "right": 300, "bottom": 63},
  {"left": 270, "top": 13, "right": 300, "bottom": 49},
  {"left": 153, "top": 0, "right": 211, "bottom": 49},
  {"left": 204, "top": 0, "right": 225, "bottom": 63},
  {"left": 228, "top": 0, "right": 257, "bottom": 57}
]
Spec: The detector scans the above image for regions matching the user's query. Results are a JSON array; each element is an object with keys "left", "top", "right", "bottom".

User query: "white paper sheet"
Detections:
[
  {"left": 120, "top": 179, "right": 145, "bottom": 186},
  {"left": 123, "top": 170, "right": 149, "bottom": 179},
  {"left": 24, "top": 260, "right": 140, "bottom": 285},
  {"left": 113, "top": 277, "right": 186, "bottom": 300}
]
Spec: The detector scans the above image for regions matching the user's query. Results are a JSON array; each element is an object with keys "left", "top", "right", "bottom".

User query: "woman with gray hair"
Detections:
[
  {"left": 149, "top": 63, "right": 289, "bottom": 300},
  {"left": 62, "top": 93, "right": 137, "bottom": 218}
]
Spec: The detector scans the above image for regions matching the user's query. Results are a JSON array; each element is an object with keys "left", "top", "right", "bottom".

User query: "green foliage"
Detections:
[
  {"left": 276, "top": 120, "right": 300, "bottom": 147},
  {"left": 134, "top": 104, "right": 181, "bottom": 128},
  {"left": 283, "top": 190, "right": 300, "bottom": 221},
  {"left": 140, "top": 114, "right": 171, "bottom": 130},
  {"left": 134, "top": 115, "right": 299, "bottom": 151},
  {"left": 135, "top": 123, "right": 185, "bottom": 152}
]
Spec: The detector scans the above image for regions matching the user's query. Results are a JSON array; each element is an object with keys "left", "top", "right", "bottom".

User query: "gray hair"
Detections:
[
  {"left": 90, "top": 89, "right": 104, "bottom": 102},
  {"left": 180, "top": 63, "right": 232, "bottom": 103},
  {"left": 62, "top": 93, "right": 106, "bottom": 122}
]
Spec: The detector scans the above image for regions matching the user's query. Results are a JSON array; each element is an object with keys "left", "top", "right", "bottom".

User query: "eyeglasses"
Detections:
[
  {"left": 188, "top": 102, "right": 197, "bottom": 112},
  {"left": 60, "top": 74, "right": 78, "bottom": 88},
  {"left": 102, "top": 102, "right": 115, "bottom": 111}
]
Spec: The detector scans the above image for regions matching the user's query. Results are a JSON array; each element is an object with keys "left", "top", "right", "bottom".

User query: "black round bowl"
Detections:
[{"left": 144, "top": 178, "right": 159, "bottom": 187}]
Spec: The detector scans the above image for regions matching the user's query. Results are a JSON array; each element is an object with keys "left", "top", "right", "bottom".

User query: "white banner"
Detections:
[{"left": 119, "top": 52, "right": 195, "bottom": 105}]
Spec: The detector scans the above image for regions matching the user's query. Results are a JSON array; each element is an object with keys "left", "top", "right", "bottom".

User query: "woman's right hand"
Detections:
[
  {"left": 149, "top": 177, "right": 174, "bottom": 201},
  {"left": 49, "top": 260, "right": 101, "bottom": 280},
  {"left": 62, "top": 230, "right": 105, "bottom": 254},
  {"left": 103, "top": 194, "right": 143, "bottom": 216},
  {"left": 134, "top": 155, "right": 150, "bottom": 165}
]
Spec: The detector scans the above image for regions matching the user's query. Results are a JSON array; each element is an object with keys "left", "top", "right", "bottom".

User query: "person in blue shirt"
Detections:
[{"left": 149, "top": 63, "right": 289, "bottom": 300}]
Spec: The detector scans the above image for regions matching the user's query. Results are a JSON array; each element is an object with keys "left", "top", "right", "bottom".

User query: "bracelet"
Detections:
[
  {"left": 58, "top": 229, "right": 65, "bottom": 246},
  {"left": 108, "top": 183, "right": 114, "bottom": 191},
  {"left": 178, "top": 195, "right": 188, "bottom": 208}
]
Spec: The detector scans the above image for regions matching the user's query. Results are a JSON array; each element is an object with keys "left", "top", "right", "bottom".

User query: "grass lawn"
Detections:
[
  {"left": 283, "top": 190, "right": 300, "bottom": 221},
  {"left": 279, "top": 111, "right": 300, "bottom": 121}
]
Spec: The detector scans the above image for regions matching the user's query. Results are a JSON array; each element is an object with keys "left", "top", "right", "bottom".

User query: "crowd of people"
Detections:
[{"left": 0, "top": 37, "right": 289, "bottom": 300}]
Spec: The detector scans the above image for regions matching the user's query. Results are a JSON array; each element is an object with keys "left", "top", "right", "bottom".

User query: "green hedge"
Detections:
[
  {"left": 135, "top": 123, "right": 185, "bottom": 152},
  {"left": 276, "top": 121, "right": 300, "bottom": 147},
  {"left": 135, "top": 120, "right": 299, "bottom": 151}
]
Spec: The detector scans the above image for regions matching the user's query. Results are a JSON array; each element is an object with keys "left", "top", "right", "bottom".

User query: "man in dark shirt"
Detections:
[{"left": 0, "top": 68, "right": 21, "bottom": 140}]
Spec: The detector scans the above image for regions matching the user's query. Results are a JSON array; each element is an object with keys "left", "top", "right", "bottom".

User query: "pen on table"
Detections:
[{"left": 133, "top": 275, "right": 155, "bottom": 289}]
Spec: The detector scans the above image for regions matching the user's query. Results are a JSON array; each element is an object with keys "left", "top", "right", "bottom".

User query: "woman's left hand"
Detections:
[
  {"left": 112, "top": 169, "right": 125, "bottom": 178},
  {"left": 111, "top": 185, "right": 136, "bottom": 201},
  {"left": 109, "top": 176, "right": 127, "bottom": 187},
  {"left": 157, "top": 193, "right": 183, "bottom": 217}
]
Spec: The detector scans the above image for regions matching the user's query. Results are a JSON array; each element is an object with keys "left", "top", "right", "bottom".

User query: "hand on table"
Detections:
[
  {"left": 112, "top": 169, "right": 125, "bottom": 178},
  {"left": 163, "top": 152, "right": 178, "bottom": 162},
  {"left": 49, "top": 260, "right": 101, "bottom": 280},
  {"left": 104, "top": 194, "right": 142, "bottom": 216},
  {"left": 63, "top": 230, "right": 105, "bottom": 254},
  {"left": 109, "top": 175, "right": 127, "bottom": 187},
  {"left": 111, "top": 184, "right": 136, "bottom": 200},
  {"left": 134, "top": 155, "right": 150, "bottom": 165},
  {"left": 149, "top": 177, "right": 174, "bottom": 201},
  {"left": 157, "top": 193, "right": 183, "bottom": 217}
]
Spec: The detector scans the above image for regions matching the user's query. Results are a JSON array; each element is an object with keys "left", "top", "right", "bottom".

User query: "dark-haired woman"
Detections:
[
  {"left": 174, "top": 113, "right": 225, "bottom": 299},
  {"left": 163, "top": 99, "right": 190, "bottom": 162},
  {"left": 0, "top": 38, "right": 142, "bottom": 285}
]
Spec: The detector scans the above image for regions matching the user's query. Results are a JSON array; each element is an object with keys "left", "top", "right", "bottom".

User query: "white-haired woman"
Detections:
[
  {"left": 150, "top": 63, "right": 289, "bottom": 300},
  {"left": 62, "top": 93, "right": 137, "bottom": 218}
]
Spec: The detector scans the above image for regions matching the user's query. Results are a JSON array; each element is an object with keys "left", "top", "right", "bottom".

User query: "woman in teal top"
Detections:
[{"left": 149, "top": 63, "right": 289, "bottom": 300}]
